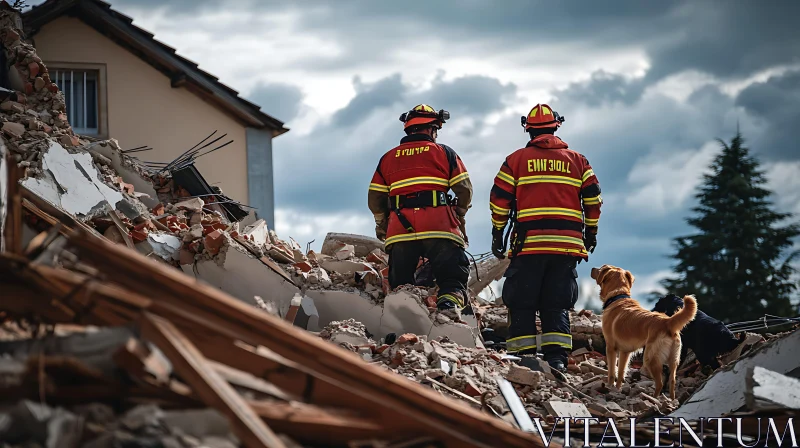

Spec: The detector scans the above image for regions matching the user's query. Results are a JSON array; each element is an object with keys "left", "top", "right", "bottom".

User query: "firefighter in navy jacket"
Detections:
[
  {"left": 368, "top": 104, "right": 473, "bottom": 310},
  {"left": 490, "top": 103, "right": 602, "bottom": 372}
]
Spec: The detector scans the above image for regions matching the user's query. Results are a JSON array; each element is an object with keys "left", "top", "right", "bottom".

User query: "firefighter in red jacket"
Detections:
[
  {"left": 489, "top": 103, "right": 602, "bottom": 372},
  {"left": 368, "top": 104, "right": 473, "bottom": 310}
]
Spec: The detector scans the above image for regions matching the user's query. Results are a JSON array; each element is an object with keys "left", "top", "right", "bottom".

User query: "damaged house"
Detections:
[
  {"left": 21, "top": 0, "right": 288, "bottom": 228},
  {"left": 1, "top": 1, "right": 799, "bottom": 447}
]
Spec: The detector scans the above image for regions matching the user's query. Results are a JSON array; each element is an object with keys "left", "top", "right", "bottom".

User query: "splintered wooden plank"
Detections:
[
  {"left": 68, "top": 232, "right": 539, "bottom": 448},
  {"left": 140, "top": 312, "right": 286, "bottom": 448},
  {"left": 248, "top": 400, "right": 383, "bottom": 445}
]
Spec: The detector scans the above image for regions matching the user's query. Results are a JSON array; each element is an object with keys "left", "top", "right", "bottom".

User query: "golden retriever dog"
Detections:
[{"left": 591, "top": 264, "right": 697, "bottom": 399}]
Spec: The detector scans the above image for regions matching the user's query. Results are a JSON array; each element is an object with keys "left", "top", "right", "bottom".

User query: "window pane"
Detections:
[{"left": 52, "top": 69, "right": 99, "bottom": 134}]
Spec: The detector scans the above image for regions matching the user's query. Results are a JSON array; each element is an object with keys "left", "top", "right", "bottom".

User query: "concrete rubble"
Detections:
[
  {"left": 2, "top": 2, "right": 800, "bottom": 446},
  {"left": 322, "top": 313, "right": 799, "bottom": 430}
]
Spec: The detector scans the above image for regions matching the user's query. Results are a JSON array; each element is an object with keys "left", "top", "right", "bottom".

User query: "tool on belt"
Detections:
[{"left": 388, "top": 190, "right": 453, "bottom": 233}]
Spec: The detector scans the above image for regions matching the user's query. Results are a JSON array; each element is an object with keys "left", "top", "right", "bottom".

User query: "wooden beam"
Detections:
[
  {"left": 139, "top": 312, "right": 287, "bottom": 448},
  {"left": 248, "top": 400, "right": 383, "bottom": 445},
  {"left": 5, "top": 261, "right": 409, "bottom": 428},
  {"left": 67, "top": 232, "right": 538, "bottom": 448},
  {"left": 19, "top": 184, "right": 102, "bottom": 238},
  {"left": 4, "top": 153, "right": 23, "bottom": 255}
]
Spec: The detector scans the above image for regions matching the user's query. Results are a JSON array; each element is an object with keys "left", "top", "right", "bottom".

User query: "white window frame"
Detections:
[{"left": 47, "top": 62, "right": 108, "bottom": 139}]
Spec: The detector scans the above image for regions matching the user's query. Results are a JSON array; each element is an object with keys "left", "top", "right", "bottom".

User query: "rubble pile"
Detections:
[
  {"left": 2, "top": 2, "right": 800, "bottom": 446},
  {"left": 0, "top": 401, "right": 244, "bottom": 448},
  {"left": 326, "top": 328, "right": 709, "bottom": 421},
  {"left": 285, "top": 245, "right": 389, "bottom": 302},
  {"left": 0, "top": 5, "right": 84, "bottom": 179}
]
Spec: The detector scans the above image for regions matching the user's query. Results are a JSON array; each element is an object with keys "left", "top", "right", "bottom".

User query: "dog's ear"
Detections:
[
  {"left": 625, "top": 270, "right": 635, "bottom": 286},
  {"left": 596, "top": 269, "right": 610, "bottom": 285}
]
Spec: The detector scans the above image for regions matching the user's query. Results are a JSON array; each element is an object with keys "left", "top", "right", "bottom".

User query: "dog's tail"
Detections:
[{"left": 666, "top": 295, "right": 697, "bottom": 334}]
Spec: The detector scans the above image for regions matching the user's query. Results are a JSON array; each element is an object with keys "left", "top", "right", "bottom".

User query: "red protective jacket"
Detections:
[
  {"left": 490, "top": 135, "right": 601, "bottom": 258},
  {"left": 368, "top": 134, "right": 473, "bottom": 248}
]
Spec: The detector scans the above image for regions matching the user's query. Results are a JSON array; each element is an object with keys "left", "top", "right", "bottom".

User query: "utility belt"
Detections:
[
  {"left": 389, "top": 190, "right": 452, "bottom": 211},
  {"left": 508, "top": 218, "right": 584, "bottom": 257},
  {"left": 389, "top": 190, "right": 455, "bottom": 233}
]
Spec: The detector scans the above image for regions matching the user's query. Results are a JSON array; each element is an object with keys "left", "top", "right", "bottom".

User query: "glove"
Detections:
[
  {"left": 375, "top": 224, "right": 387, "bottom": 242},
  {"left": 584, "top": 232, "right": 597, "bottom": 254},
  {"left": 374, "top": 213, "right": 388, "bottom": 241},
  {"left": 491, "top": 227, "right": 506, "bottom": 259}
]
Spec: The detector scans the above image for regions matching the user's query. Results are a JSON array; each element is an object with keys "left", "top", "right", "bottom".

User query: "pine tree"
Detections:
[{"left": 661, "top": 133, "right": 800, "bottom": 323}]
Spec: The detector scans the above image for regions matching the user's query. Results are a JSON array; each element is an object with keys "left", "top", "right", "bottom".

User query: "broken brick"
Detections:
[
  {"left": 151, "top": 203, "right": 165, "bottom": 216},
  {"left": 334, "top": 243, "right": 355, "bottom": 261},
  {"left": 375, "top": 344, "right": 390, "bottom": 354},
  {"left": 293, "top": 261, "right": 313, "bottom": 273},
  {"left": 179, "top": 248, "right": 195, "bottom": 265},
  {"left": 119, "top": 181, "right": 135, "bottom": 195},
  {"left": 175, "top": 198, "right": 204, "bottom": 212},
  {"left": 424, "top": 295, "right": 437, "bottom": 309},
  {"left": 463, "top": 378, "right": 484, "bottom": 397},
  {"left": 28, "top": 62, "right": 39, "bottom": 78},
  {"left": 130, "top": 229, "right": 148, "bottom": 242},
  {"left": 396, "top": 333, "right": 419, "bottom": 344},
  {"left": 2, "top": 121, "right": 25, "bottom": 138},
  {"left": 202, "top": 222, "right": 227, "bottom": 234},
  {"left": 366, "top": 248, "right": 389, "bottom": 266},
  {"left": 204, "top": 230, "right": 224, "bottom": 255}
]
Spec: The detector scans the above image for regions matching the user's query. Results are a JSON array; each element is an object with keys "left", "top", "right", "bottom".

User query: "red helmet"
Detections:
[
  {"left": 400, "top": 104, "right": 450, "bottom": 129},
  {"left": 521, "top": 103, "right": 565, "bottom": 130}
]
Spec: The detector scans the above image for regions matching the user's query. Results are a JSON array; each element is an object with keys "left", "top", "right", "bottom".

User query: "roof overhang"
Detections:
[{"left": 24, "top": 0, "right": 289, "bottom": 137}]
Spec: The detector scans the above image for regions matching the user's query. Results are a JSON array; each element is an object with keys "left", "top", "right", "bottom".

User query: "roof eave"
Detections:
[{"left": 23, "top": 0, "right": 290, "bottom": 135}]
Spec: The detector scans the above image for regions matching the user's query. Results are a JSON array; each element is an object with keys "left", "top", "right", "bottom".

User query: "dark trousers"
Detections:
[
  {"left": 388, "top": 239, "right": 469, "bottom": 307},
  {"left": 502, "top": 254, "right": 579, "bottom": 363}
]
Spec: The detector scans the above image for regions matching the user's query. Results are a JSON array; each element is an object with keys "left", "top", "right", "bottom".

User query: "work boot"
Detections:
[
  {"left": 436, "top": 300, "right": 456, "bottom": 311},
  {"left": 515, "top": 353, "right": 544, "bottom": 371},
  {"left": 548, "top": 359, "right": 567, "bottom": 373}
]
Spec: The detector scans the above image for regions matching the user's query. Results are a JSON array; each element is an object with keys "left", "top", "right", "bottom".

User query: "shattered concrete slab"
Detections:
[
  {"left": 321, "top": 232, "right": 385, "bottom": 258},
  {"left": 181, "top": 241, "right": 300, "bottom": 316},
  {"left": 21, "top": 141, "right": 123, "bottom": 217},
  {"left": 310, "top": 286, "right": 480, "bottom": 348},
  {"left": 136, "top": 232, "right": 181, "bottom": 262},
  {"left": 242, "top": 219, "right": 269, "bottom": 247},
  {"left": 381, "top": 289, "right": 481, "bottom": 348},
  {"left": 90, "top": 141, "right": 159, "bottom": 209},
  {"left": 306, "top": 289, "right": 384, "bottom": 336},
  {"left": 671, "top": 329, "right": 800, "bottom": 418},
  {"left": 746, "top": 366, "right": 800, "bottom": 411},
  {"left": 295, "top": 295, "right": 320, "bottom": 332}
]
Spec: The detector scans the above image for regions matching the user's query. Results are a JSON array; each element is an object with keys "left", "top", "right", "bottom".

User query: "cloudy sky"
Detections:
[{"left": 40, "top": 0, "right": 800, "bottom": 307}]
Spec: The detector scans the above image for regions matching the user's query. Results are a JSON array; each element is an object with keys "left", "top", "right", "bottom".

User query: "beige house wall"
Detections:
[{"left": 32, "top": 16, "right": 249, "bottom": 203}]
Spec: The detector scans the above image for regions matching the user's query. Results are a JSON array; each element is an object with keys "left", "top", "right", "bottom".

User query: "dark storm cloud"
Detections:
[
  {"left": 419, "top": 74, "right": 518, "bottom": 117},
  {"left": 643, "top": 1, "right": 800, "bottom": 82},
  {"left": 273, "top": 73, "right": 522, "bottom": 222},
  {"left": 735, "top": 70, "right": 800, "bottom": 160},
  {"left": 89, "top": 0, "right": 800, "bottom": 89},
  {"left": 551, "top": 77, "right": 738, "bottom": 194},
  {"left": 246, "top": 82, "right": 304, "bottom": 123},
  {"left": 329, "top": 75, "right": 406, "bottom": 128},
  {"left": 306, "top": 1, "right": 800, "bottom": 83},
  {"left": 553, "top": 71, "right": 646, "bottom": 107}
]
